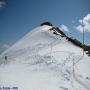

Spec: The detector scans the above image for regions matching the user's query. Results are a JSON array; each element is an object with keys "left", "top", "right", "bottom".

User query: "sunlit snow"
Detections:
[{"left": 0, "top": 25, "right": 90, "bottom": 90}]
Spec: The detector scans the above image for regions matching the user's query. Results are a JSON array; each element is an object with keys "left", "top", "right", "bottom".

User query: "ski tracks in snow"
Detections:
[{"left": 65, "top": 54, "right": 90, "bottom": 90}]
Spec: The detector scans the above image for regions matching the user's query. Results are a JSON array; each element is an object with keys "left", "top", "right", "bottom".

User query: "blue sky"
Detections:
[{"left": 0, "top": 0, "right": 90, "bottom": 45}]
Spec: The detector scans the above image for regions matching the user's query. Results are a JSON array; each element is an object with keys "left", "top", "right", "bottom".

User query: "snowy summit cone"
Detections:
[
  {"left": 0, "top": 22, "right": 90, "bottom": 60},
  {"left": 0, "top": 22, "right": 90, "bottom": 59},
  {"left": 0, "top": 22, "right": 90, "bottom": 90}
]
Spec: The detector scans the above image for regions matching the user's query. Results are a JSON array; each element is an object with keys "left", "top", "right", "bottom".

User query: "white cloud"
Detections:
[
  {"left": 76, "top": 14, "right": 90, "bottom": 33},
  {"left": 0, "top": 1, "right": 6, "bottom": 8},
  {"left": 76, "top": 25, "right": 83, "bottom": 33},
  {"left": 59, "top": 24, "right": 69, "bottom": 32}
]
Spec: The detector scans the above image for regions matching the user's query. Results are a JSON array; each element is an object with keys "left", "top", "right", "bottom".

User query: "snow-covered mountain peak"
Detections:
[
  {"left": 0, "top": 22, "right": 90, "bottom": 90},
  {"left": 0, "top": 22, "right": 89, "bottom": 63},
  {"left": 0, "top": 24, "right": 66, "bottom": 56}
]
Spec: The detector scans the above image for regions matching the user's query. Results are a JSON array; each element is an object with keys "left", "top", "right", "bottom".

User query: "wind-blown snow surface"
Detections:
[{"left": 0, "top": 25, "right": 90, "bottom": 90}]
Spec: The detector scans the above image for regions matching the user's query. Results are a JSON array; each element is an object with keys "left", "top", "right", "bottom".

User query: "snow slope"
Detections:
[{"left": 0, "top": 25, "right": 90, "bottom": 90}]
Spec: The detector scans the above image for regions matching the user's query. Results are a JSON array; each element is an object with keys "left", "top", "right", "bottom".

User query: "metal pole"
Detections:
[
  {"left": 73, "top": 57, "right": 74, "bottom": 74},
  {"left": 72, "top": 56, "right": 75, "bottom": 89},
  {"left": 82, "top": 20, "right": 84, "bottom": 56},
  {"left": 51, "top": 43, "right": 52, "bottom": 59}
]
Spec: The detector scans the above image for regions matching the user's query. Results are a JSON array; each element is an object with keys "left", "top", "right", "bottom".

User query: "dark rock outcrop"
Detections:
[{"left": 40, "top": 22, "right": 53, "bottom": 26}]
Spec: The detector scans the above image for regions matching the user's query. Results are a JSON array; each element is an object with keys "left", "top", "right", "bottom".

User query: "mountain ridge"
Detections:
[{"left": 40, "top": 22, "right": 90, "bottom": 56}]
